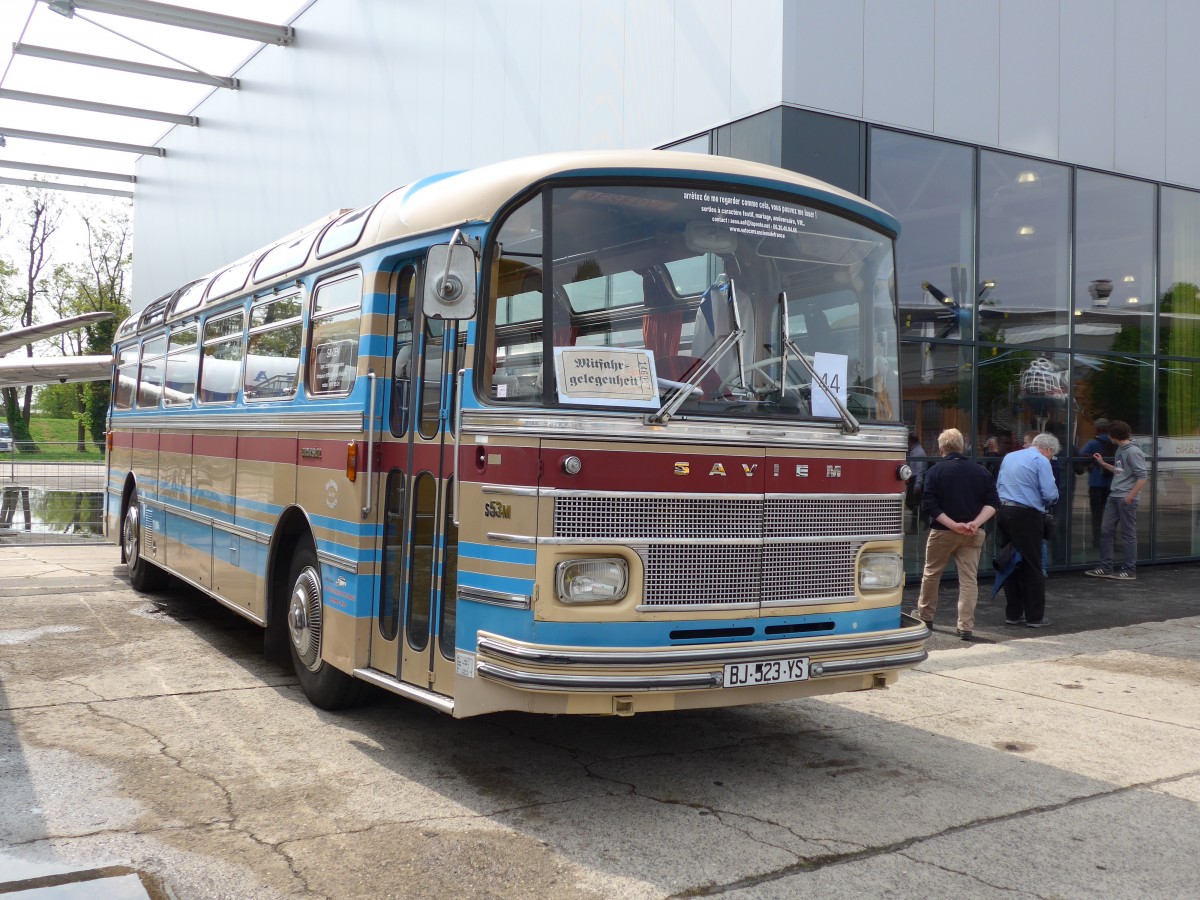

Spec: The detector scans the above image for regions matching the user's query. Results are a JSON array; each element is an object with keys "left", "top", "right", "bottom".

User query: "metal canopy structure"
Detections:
[{"left": 0, "top": 0, "right": 306, "bottom": 199}]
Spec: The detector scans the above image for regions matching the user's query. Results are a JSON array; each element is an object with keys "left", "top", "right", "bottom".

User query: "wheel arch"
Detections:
[{"left": 266, "top": 505, "right": 318, "bottom": 631}]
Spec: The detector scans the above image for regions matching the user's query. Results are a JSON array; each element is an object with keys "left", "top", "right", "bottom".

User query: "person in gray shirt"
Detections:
[{"left": 1085, "top": 419, "right": 1148, "bottom": 581}]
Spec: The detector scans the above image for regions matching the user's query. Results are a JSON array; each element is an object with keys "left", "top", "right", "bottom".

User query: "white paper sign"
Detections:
[
  {"left": 811, "top": 352, "right": 848, "bottom": 418},
  {"left": 553, "top": 346, "right": 659, "bottom": 409}
]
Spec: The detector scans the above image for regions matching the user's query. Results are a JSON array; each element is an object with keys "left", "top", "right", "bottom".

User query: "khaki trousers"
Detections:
[{"left": 917, "top": 527, "right": 986, "bottom": 631}]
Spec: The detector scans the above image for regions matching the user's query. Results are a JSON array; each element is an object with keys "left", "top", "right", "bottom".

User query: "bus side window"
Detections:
[
  {"left": 136, "top": 336, "right": 167, "bottom": 409},
  {"left": 417, "top": 318, "right": 444, "bottom": 439},
  {"left": 391, "top": 265, "right": 416, "bottom": 436},
  {"left": 164, "top": 324, "right": 198, "bottom": 406},
  {"left": 199, "top": 310, "right": 246, "bottom": 404},
  {"left": 114, "top": 346, "right": 139, "bottom": 410},
  {"left": 244, "top": 292, "right": 302, "bottom": 401},
  {"left": 308, "top": 271, "right": 363, "bottom": 396}
]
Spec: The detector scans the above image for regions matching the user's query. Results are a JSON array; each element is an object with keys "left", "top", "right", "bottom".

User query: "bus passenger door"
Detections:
[{"left": 374, "top": 262, "right": 461, "bottom": 697}]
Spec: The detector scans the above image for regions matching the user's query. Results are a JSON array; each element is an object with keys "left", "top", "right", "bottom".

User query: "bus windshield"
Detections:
[{"left": 484, "top": 182, "right": 899, "bottom": 423}]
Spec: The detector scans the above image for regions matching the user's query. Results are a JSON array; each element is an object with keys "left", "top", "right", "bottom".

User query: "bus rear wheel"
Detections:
[
  {"left": 123, "top": 491, "right": 169, "bottom": 593},
  {"left": 285, "top": 543, "right": 370, "bottom": 710}
]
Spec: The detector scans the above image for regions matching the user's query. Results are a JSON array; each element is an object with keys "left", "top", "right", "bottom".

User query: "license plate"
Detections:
[{"left": 723, "top": 657, "right": 810, "bottom": 688}]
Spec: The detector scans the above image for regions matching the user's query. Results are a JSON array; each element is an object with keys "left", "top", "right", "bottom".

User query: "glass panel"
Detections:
[
  {"left": 438, "top": 478, "right": 458, "bottom": 660},
  {"left": 1073, "top": 352, "right": 1154, "bottom": 438},
  {"left": 485, "top": 184, "right": 899, "bottom": 422},
  {"left": 418, "top": 318, "right": 445, "bottom": 439},
  {"left": 207, "top": 260, "right": 252, "bottom": 301},
  {"left": 1156, "top": 467, "right": 1200, "bottom": 558},
  {"left": 978, "top": 152, "right": 1070, "bottom": 348},
  {"left": 312, "top": 271, "right": 362, "bottom": 315},
  {"left": 204, "top": 311, "right": 244, "bottom": 343},
  {"left": 168, "top": 326, "right": 197, "bottom": 351},
  {"left": 136, "top": 336, "right": 166, "bottom": 408},
  {"left": 114, "top": 364, "right": 137, "bottom": 410},
  {"left": 250, "top": 293, "right": 302, "bottom": 328},
  {"left": 391, "top": 266, "right": 416, "bottom": 437},
  {"left": 308, "top": 308, "right": 359, "bottom": 395},
  {"left": 1074, "top": 171, "right": 1154, "bottom": 354},
  {"left": 171, "top": 280, "right": 207, "bottom": 316},
  {"left": 406, "top": 472, "right": 435, "bottom": 652},
  {"left": 379, "top": 470, "right": 406, "bottom": 642},
  {"left": 1160, "top": 359, "right": 1200, "bottom": 453},
  {"left": 485, "top": 194, "right": 544, "bottom": 402},
  {"left": 1160, "top": 187, "right": 1200, "bottom": 360},
  {"left": 163, "top": 347, "right": 198, "bottom": 406},
  {"left": 870, "top": 129, "right": 975, "bottom": 341},
  {"left": 254, "top": 231, "right": 318, "bottom": 282},
  {"left": 898, "top": 339, "right": 971, "bottom": 572},
  {"left": 317, "top": 205, "right": 374, "bottom": 257},
  {"left": 200, "top": 313, "right": 245, "bottom": 404},
  {"left": 244, "top": 322, "right": 301, "bottom": 400}
]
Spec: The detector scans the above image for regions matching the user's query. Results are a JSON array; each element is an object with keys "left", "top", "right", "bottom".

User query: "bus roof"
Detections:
[{"left": 123, "top": 150, "right": 899, "bottom": 336}]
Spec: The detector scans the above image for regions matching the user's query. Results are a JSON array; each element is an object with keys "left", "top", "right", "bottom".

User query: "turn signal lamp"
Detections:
[
  {"left": 556, "top": 558, "right": 628, "bottom": 604},
  {"left": 346, "top": 442, "right": 357, "bottom": 482}
]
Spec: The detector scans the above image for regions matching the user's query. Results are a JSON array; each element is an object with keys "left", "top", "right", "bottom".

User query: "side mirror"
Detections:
[{"left": 424, "top": 242, "right": 477, "bottom": 320}]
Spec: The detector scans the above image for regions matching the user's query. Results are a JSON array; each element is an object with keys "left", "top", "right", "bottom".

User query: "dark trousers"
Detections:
[
  {"left": 997, "top": 505, "right": 1047, "bottom": 624},
  {"left": 1088, "top": 485, "right": 1111, "bottom": 547}
]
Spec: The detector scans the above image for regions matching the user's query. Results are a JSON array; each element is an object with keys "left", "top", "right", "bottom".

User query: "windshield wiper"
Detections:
[
  {"left": 778, "top": 292, "right": 860, "bottom": 435},
  {"left": 647, "top": 327, "right": 744, "bottom": 425}
]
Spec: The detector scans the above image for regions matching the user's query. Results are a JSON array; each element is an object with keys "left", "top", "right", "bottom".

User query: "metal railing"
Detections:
[{"left": 1, "top": 442, "right": 107, "bottom": 545}]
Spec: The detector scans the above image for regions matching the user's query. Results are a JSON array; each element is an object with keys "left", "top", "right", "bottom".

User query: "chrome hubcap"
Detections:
[
  {"left": 287, "top": 566, "right": 322, "bottom": 672},
  {"left": 123, "top": 504, "right": 139, "bottom": 562}
]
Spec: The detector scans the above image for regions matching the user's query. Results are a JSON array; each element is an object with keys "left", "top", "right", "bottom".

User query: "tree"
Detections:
[{"left": 1, "top": 186, "right": 62, "bottom": 448}]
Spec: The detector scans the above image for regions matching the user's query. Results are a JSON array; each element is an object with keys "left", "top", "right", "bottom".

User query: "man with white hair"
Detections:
[
  {"left": 995, "top": 432, "right": 1061, "bottom": 627},
  {"left": 917, "top": 428, "right": 1001, "bottom": 641}
]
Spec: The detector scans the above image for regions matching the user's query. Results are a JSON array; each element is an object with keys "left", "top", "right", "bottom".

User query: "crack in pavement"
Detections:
[{"left": 665, "top": 767, "right": 1200, "bottom": 896}]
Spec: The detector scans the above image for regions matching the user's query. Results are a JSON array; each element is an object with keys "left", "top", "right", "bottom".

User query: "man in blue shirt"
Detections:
[
  {"left": 1079, "top": 418, "right": 1114, "bottom": 548},
  {"left": 995, "top": 432, "right": 1060, "bottom": 627}
]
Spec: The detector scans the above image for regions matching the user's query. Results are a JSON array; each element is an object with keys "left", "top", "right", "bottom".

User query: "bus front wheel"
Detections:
[
  {"left": 285, "top": 543, "right": 370, "bottom": 710},
  {"left": 123, "top": 491, "right": 169, "bottom": 593}
]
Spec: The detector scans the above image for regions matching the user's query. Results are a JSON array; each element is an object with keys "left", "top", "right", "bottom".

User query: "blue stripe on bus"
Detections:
[{"left": 458, "top": 542, "right": 536, "bottom": 566}]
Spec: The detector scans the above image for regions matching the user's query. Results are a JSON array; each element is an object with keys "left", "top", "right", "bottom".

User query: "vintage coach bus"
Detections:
[{"left": 106, "top": 150, "right": 928, "bottom": 717}]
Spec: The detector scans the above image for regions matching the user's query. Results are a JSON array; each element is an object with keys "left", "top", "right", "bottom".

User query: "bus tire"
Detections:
[
  {"left": 123, "top": 490, "right": 169, "bottom": 593},
  {"left": 285, "top": 543, "right": 370, "bottom": 710}
]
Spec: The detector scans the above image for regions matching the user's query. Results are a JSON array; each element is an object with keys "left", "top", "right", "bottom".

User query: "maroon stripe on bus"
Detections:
[
  {"left": 159, "top": 433, "right": 191, "bottom": 455},
  {"left": 132, "top": 432, "right": 160, "bottom": 452},
  {"left": 193, "top": 434, "right": 238, "bottom": 459}
]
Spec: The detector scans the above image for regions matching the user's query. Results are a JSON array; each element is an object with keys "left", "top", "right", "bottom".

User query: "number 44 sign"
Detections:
[{"left": 810, "top": 351, "right": 848, "bottom": 418}]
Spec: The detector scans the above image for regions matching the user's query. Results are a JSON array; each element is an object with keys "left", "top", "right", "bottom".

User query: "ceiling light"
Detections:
[
  {"left": 1127, "top": 297, "right": 1139, "bottom": 304},
  {"left": 47, "top": 1, "right": 76, "bottom": 18},
  {"left": 1017, "top": 171, "right": 1039, "bottom": 183},
  {"left": 1074, "top": 309, "right": 1082, "bottom": 316},
  {"left": 1017, "top": 225, "right": 1036, "bottom": 236},
  {"left": 1123, "top": 275, "right": 1135, "bottom": 282}
]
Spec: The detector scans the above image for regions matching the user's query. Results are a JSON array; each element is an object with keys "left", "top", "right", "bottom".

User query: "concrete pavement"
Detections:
[{"left": 2, "top": 545, "right": 1198, "bottom": 898}]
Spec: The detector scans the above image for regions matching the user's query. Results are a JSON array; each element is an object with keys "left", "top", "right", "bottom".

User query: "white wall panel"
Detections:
[
  {"left": 998, "top": 0, "right": 1059, "bottom": 158},
  {"left": 502, "top": 0, "right": 543, "bottom": 159},
  {"left": 1114, "top": 0, "right": 1167, "bottom": 181},
  {"left": 782, "top": 0, "right": 864, "bottom": 117},
  {"left": 538, "top": 0, "right": 581, "bottom": 150},
  {"left": 932, "top": 0, "right": 1000, "bottom": 147},
  {"left": 1164, "top": 0, "right": 1200, "bottom": 187},
  {"left": 672, "top": 1, "right": 733, "bottom": 138},
  {"left": 863, "top": 0, "right": 935, "bottom": 131},
  {"left": 579, "top": 1, "right": 626, "bottom": 149},
  {"left": 470, "top": 1, "right": 509, "bottom": 163},
  {"left": 1058, "top": 0, "right": 1115, "bottom": 172},
  {"left": 625, "top": 1, "right": 677, "bottom": 148},
  {"left": 730, "top": 0, "right": 783, "bottom": 119}
]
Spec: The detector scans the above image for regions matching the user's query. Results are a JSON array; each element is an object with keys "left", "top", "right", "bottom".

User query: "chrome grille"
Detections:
[
  {"left": 554, "top": 494, "right": 901, "bottom": 609},
  {"left": 554, "top": 495, "right": 761, "bottom": 540}
]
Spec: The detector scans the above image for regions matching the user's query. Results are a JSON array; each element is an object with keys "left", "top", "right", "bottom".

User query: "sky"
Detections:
[{"left": 0, "top": 0, "right": 311, "bottom": 306}]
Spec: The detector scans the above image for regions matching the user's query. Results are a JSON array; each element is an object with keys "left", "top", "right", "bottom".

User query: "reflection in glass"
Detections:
[
  {"left": 1072, "top": 353, "right": 1154, "bottom": 439},
  {"left": 1156, "top": 466, "right": 1200, "bottom": 558},
  {"left": 1160, "top": 187, "right": 1200, "bottom": 360},
  {"left": 978, "top": 151, "right": 1070, "bottom": 348},
  {"left": 1159, "top": 361, "right": 1200, "bottom": 451},
  {"left": 1074, "top": 171, "right": 1154, "bottom": 354},
  {"left": 870, "top": 129, "right": 975, "bottom": 340}
]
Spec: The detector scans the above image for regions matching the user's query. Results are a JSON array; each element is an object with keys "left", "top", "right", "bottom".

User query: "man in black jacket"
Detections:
[{"left": 917, "top": 428, "right": 1002, "bottom": 640}]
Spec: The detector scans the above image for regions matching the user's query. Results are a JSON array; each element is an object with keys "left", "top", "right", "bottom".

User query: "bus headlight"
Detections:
[
  {"left": 859, "top": 551, "right": 902, "bottom": 590},
  {"left": 556, "top": 558, "right": 629, "bottom": 604}
]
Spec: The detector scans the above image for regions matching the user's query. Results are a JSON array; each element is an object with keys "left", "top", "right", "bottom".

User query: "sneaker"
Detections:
[
  {"left": 1111, "top": 570, "right": 1136, "bottom": 581},
  {"left": 957, "top": 629, "right": 973, "bottom": 641},
  {"left": 1024, "top": 620, "right": 1051, "bottom": 628},
  {"left": 1005, "top": 618, "right": 1025, "bottom": 625},
  {"left": 1085, "top": 567, "right": 1113, "bottom": 578}
]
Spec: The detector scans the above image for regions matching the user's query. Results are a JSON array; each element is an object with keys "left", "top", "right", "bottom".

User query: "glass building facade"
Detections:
[{"left": 668, "top": 106, "right": 1200, "bottom": 575}]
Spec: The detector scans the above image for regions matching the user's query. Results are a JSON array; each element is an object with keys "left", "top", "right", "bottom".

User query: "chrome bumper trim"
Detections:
[
  {"left": 352, "top": 668, "right": 455, "bottom": 713},
  {"left": 476, "top": 615, "right": 930, "bottom": 668}
]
